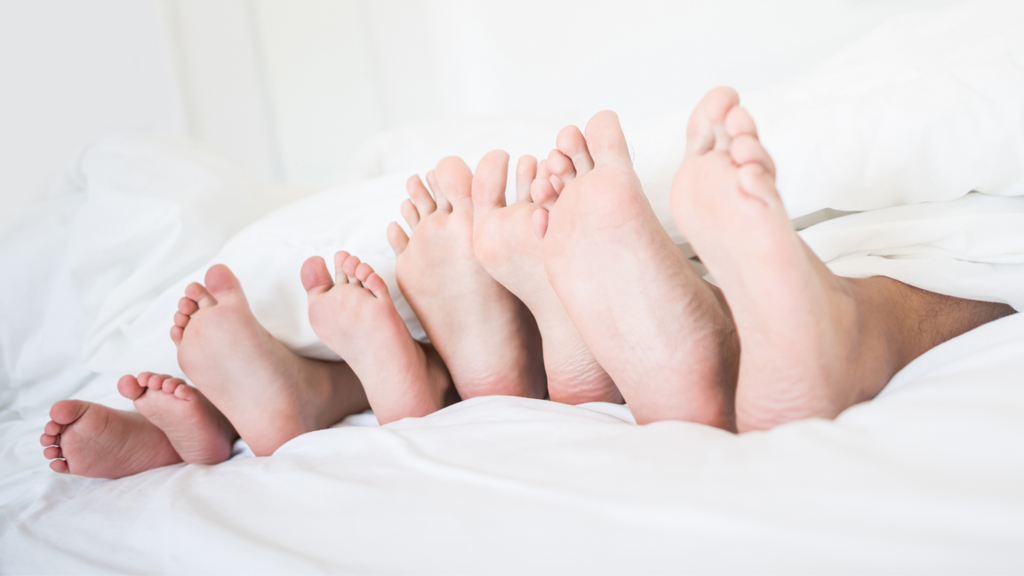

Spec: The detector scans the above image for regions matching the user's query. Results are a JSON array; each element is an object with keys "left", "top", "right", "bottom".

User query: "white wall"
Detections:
[
  {"left": 0, "top": 0, "right": 185, "bottom": 232},
  {"left": 1, "top": 0, "right": 964, "bottom": 232}
]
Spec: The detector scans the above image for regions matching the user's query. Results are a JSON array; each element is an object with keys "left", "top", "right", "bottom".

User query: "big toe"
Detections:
[
  {"left": 301, "top": 256, "right": 334, "bottom": 297},
  {"left": 472, "top": 150, "right": 510, "bottom": 211},
  {"left": 49, "top": 400, "right": 88, "bottom": 426},
  {"left": 686, "top": 86, "right": 740, "bottom": 155},
  {"left": 204, "top": 264, "right": 244, "bottom": 299},
  {"left": 435, "top": 156, "right": 474, "bottom": 211},
  {"left": 582, "top": 111, "right": 632, "bottom": 167},
  {"left": 117, "top": 375, "right": 146, "bottom": 400}
]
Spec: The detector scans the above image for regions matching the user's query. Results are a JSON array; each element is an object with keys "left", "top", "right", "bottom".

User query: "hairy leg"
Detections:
[{"left": 673, "top": 86, "right": 1014, "bottom": 432}]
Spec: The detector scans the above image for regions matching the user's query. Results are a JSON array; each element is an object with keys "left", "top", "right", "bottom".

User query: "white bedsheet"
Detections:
[
  {"left": 2, "top": 312, "right": 1023, "bottom": 573},
  {"left": 3, "top": 2, "right": 1024, "bottom": 573}
]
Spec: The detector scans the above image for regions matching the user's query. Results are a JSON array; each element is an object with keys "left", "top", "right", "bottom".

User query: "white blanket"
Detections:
[{"left": 3, "top": 2, "right": 1024, "bottom": 573}]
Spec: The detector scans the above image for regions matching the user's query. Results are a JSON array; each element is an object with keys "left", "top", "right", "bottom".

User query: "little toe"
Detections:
[
  {"left": 472, "top": 150, "right": 510, "bottom": 211},
  {"left": 515, "top": 155, "right": 537, "bottom": 203},
  {"left": 434, "top": 156, "right": 474, "bottom": 212},
  {"left": 300, "top": 256, "right": 335, "bottom": 297},
  {"left": 582, "top": 111, "right": 632, "bottom": 167},
  {"left": 547, "top": 149, "right": 575, "bottom": 184},
  {"left": 44, "top": 446, "right": 62, "bottom": 459},
  {"left": 117, "top": 374, "right": 146, "bottom": 400},
  {"left": 173, "top": 382, "right": 197, "bottom": 400},
  {"left": 730, "top": 134, "right": 776, "bottom": 177},
  {"left": 184, "top": 283, "right": 218, "bottom": 309},
  {"left": 400, "top": 199, "right": 420, "bottom": 229},
  {"left": 407, "top": 175, "right": 437, "bottom": 217},
  {"left": 387, "top": 222, "right": 410, "bottom": 256},
  {"left": 556, "top": 125, "right": 594, "bottom": 177},
  {"left": 426, "top": 170, "right": 452, "bottom": 213},
  {"left": 178, "top": 297, "right": 198, "bottom": 317},
  {"left": 49, "top": 460, "right": 69, "bottom": 473}
]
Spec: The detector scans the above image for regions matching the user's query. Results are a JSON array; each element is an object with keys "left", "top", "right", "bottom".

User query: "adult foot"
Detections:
[
  {"left": 117, "top": 372, "right": 237, "bottom": 465},
  {"left": 386, "top": 157, "right": 546, "bottom": 400},
  {"left": 471, "top": 150, "right": 620, "bottom": 404},
  {"left": 532, "top": 112, "right": 738, "bottom": 428},
  {"left": 173, "top": 264, "right": 368, "bottom": 456},
  {"left": 302, "top": 252, "right": 454, "bottom": 424},
  {"left": 40, "top": 400, "right": 181, "bottom": 479},
  {"left": 672, "top": 87, "right": 903, "bottom": 431}
]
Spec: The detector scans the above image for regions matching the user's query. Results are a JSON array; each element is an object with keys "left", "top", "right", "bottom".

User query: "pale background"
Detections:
[{"left": 0, "top": 0, "right": 958, "bottom": 233}]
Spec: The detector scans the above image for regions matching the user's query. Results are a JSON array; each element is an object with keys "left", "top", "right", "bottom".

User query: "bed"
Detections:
[{"left": 3, "top": 2, "right": 1024, "bottom": 573}]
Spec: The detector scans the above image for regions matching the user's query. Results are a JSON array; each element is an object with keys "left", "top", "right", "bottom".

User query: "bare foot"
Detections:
[
  {"left": 302, "top": 252, "right": 454, "bottom": 424},
  {"left": 117, "top": 372, "right": 237, "bottom": 464},
  {"left": 386, "top": 157, "right": 546, "bottom": 400},
  {"left": 40, "top": 400, "right": 181, "bottom": 479},
  {"left": 471, "top": 150, "right": 620, "bottom": 404},
  {"left": 173, "top": 264, "right": 369, "bottom": 456},
  {"left": 532, "top": 112, "right": 738, "bottom": 429},
  {"left": 674, "top": 87, "right": 879, "bottom": 431}
]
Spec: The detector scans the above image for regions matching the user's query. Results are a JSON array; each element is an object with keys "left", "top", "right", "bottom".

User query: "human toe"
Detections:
[
  {"left": 729, "top": 134, "right": 776, "bottom": 176},
  {"left": 44, "top": 445, "right": 62, "bottom": 459},
  {"left": 117, "top": 374, "right": 146, "bottom": 400},
  {"left": 582, "top": 111, "right": 632, "bottom": 166},
  {"left": 407, "top": 175, "right": 437, "bottom": 217},
  {"left": 203, "top": 264, "right": 243, "bottom": 298},
  {"left": 556, "top": 125, "right": 594, "bottom": 177},
  {"left": 472, "top": 150, "right": 510, "bottom": 210},
  {"left": 300, "top": 255, "right": 335, "bottom": 296},
  {"left": 515, "top": 155, "right": 537, "bottom": 202},
  {"left": 434, "top": 156, "right": 474, "bottom": 211}
]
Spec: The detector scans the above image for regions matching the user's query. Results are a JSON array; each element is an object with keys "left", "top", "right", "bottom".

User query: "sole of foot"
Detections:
[
  {"left": 302, "top": 251, "right": 454, "bottom": 424},
  {"left": 471, "top": 150, "right": 620, "bottom": 404},
  {"left": 173, "top": 264, "right": 368, "bottom": 456},
  {"left": 532, "top": 111, "right": 738, "bottom": 429},
  {"left": 117, "top": 372, "right": 237, "bottom": 464},
  {"left": 386, "top": 156, "right": 546, "bottom": 400},
  {"left": 40, "top": 400, "right": 181, "bottom": 479},
  {"left": 672, "top": 86, "right": 898, "bottom": 431}
]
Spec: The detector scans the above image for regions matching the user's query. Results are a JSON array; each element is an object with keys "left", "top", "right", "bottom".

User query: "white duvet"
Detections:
[{"left": 3, "top": 2, "right": 1024, "bottom": 573}]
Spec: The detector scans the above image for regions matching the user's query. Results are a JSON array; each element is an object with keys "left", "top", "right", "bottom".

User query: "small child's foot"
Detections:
[
  {"left": 386, "top": 157, "right": 546, "bottom": 400},
  {"left": 40, "top": 400, "right": 181, "bottom": 479},
  {"left": 532, "top": 112, "right": 738, "bottom": 429},
  {"left": 117, "top": 372, "right": 238, "bottom": 465},
  {"left": 672, "top": 87, "right": 894, "bottom": 431},
  {"left": 173, "top": 264, "right": 368, "bottom": 456},
  {"left": 471, "top": 150, "right": 620, "bottom": 404},
  {"left": 302, "top": 253, "right": 454, "bottom": 424}
]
